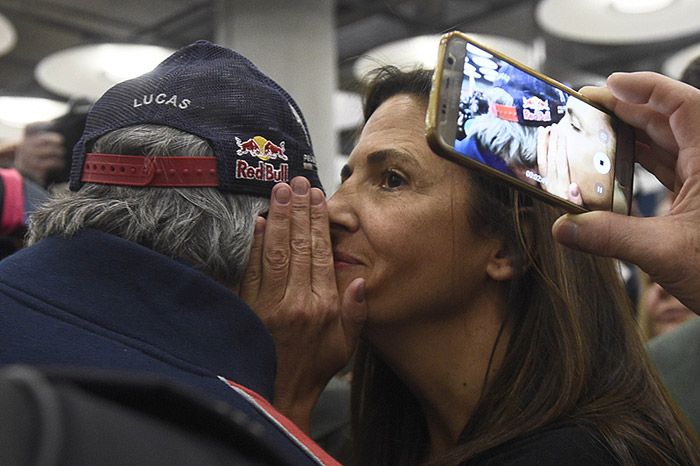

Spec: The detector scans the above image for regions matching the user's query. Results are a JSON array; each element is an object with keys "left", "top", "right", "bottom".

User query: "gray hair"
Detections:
[
  {"left": 465, "top": 87, "right": 539, "bottom": 166},
  {"left": 28, "top": 125, "right": 269, "bottom": 288}
]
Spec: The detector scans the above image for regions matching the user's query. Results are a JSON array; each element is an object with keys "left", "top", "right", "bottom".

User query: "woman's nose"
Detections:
[{"left": 328, "top": 184, "right": 359, "bottom": 234}]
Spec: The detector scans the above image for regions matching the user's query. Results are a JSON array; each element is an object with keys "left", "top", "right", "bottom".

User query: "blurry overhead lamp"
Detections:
[
  {"left": 536, "top": 0, "right": 700, "bottom": 44},
  {"left": 0, "top": 11, "right": 16, "bottom": 57},
  {"left": 352, "top": 34, "right": 534, "bottom": 82},
  {"left": 662, "top": 42, "right": 700, "bottom": 79},
  {"left": 35, "top": 44, "right": 175, "bottom": 100},
  {"left": 0, "top": 97, "right": 69, "bottom": 128},
  {"left": 611, "top": 0, "right": 675, "bottom": 14}
]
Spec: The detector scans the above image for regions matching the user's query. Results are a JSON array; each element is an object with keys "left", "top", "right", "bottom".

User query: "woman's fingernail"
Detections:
[
  {"left": 254, "top": 216, "right": 265, "bottom": 235},
  {"left": 291, "top": 177, "right": 309, "bottom": 195},
  {"left": 274, "top": 184, "right": 291, "bottom": 204},
  {"left": 569, "top": 183, "right": 580, "bottom": 198},
  {"left": 310, "top": 188, "right": 324, "bottom": 206}
]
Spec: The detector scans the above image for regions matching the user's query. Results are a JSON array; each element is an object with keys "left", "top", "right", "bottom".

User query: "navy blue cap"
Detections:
[
  {"left": 70, "top": 40, "right": 322, "bottom": 196},
  {"left": 492, "top": 64, "right": 567, "bottom": 127}
]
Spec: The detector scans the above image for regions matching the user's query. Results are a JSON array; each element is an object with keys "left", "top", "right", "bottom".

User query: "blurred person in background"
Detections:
[
  {"left": 0, "top": 101, "right": 88, "bottom": 258},
  {"left": 14, "top": 122, "right": 67, "bottom": 189},
  {"left": 638, "top": 191, "right": 697, "bottom": 340},
  {"left": 641, "top": 275, "right": 697, "bottom": 339}
]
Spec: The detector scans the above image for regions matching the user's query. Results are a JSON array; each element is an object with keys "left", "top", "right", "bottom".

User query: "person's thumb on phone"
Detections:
[
  {"left": 552, "top": 211, "right": 700, "bottom": 314},
  {"left": 552, "top": 212, "right": 641, "bottom": 260}
]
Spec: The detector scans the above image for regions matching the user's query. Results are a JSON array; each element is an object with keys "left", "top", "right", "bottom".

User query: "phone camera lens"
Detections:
[{"left": 447, "top": 55, "right": 455, "bottom": 66}]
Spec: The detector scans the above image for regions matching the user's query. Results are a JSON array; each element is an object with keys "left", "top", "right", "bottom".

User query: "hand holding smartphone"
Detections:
[{"left": 426, "top": 31, "right": 635, "bottom": 214}]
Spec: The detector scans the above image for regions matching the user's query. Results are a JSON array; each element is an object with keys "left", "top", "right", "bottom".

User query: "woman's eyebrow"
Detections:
[{"left": 366, "top": 149, "right": 421, "bottom": 169}]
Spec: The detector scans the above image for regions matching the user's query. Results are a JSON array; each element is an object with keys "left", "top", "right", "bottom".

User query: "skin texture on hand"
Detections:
[
  {"left": 14, "top": 123, "right": 65, "bottom": 187},
  {"left": 552, "top": 72, "right": 700, "bottom": 315},
  {"left": 241, "top": 177, "right": 366, "bottom": 433}
]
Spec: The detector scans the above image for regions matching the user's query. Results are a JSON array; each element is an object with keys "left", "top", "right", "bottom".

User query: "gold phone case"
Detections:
[{"left": 426, "top": 31, "right": 634, "bottom": 214}]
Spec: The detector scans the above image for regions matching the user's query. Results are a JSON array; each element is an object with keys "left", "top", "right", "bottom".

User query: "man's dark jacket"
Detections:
[{"left": 0, "top": 229, "right": 337, "bottom": 465}]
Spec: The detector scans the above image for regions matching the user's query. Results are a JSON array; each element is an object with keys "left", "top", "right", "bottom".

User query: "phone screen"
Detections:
[{"left": 449, "top": 41, "right": 628, "bottom": 212}]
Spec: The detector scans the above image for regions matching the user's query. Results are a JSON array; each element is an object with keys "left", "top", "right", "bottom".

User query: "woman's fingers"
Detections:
[
  {"left": 240, "top": 216, "right": 266, "bottom": 303},
  {"left": 259, "top": 182, "right": 293, "bottom": 300}
]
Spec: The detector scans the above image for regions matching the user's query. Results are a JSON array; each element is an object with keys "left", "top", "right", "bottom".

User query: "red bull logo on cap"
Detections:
[
  {"left": 521, "top": 95, "right": 552, "bottom": 123},
  {"left": 235, "top": 136, "right": 288, "bottom": 161},
  {"left": 236, "top": 160, "right": 289, "bottom": 183}
]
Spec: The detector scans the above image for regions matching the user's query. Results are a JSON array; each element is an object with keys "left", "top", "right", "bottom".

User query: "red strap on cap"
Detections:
[
  {"left": 490, "top": 103, "right": 519, "bottom": 122},
  {"left": 82, "top": 153, "right": 219, "bottom": 187}
]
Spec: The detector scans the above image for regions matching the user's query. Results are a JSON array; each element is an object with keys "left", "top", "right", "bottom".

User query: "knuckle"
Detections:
[
  {"left": 291, "top": 201, "right": 309, "bottom": 215},
  {"left": 311, "top": 237, "right": 332, "bottom": 262},
  {"left": 243, "top": 268, "right": 261, "bottom": 284},
  {"left": 310, "top": 206, "right": 328, "bottom": 222},
  {"left": 290, "top": 238, "right": 311, "bottom": 256},
  {"left": 312, "top": 251, "right": 333, "bottom": 268},
  {"left": 267, "top": 208, "right": 289, "bottom": 224},
  {"left": 264, "top": 247, "right": 290, "bottom": 271}
]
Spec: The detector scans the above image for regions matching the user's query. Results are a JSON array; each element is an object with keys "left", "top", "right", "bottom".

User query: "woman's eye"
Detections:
[
  {"left": 382, "top": 169, "right": 405, "bottom": 189},
  {"left": 567, "top": 109, "right": 582, "bottom": 132},
  {"left": 569, "top": 117, "right": 582, "bottom": 132}
]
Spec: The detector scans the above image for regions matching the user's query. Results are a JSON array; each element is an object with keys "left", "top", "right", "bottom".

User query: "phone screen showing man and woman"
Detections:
[{"left": 452, "top": 42, "right": 617, "bottom": 211}]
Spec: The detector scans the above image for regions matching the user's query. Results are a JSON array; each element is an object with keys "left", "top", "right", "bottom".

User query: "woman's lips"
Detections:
[{"left": 333, "top": 250, "right": 362, "bottom": 269}]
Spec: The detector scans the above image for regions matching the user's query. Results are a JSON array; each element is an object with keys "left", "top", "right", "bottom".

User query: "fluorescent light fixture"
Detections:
[
  {"left": 537, "top": 0, "right": 700, "bottom": 44},
  {"left": 0, "top": 12, "right": 16, "bottom": 57},
  {"left": 95, "top": 44, "right": 174, "bottom": 83},
  {"left": 0, "top": 97, "right": 69, "bottom": 128},
  {"left": 36, "top": 43, "right": 175, "bottom": 100},
  {"left": 353, "top": 34, "right": 534, "bottom": 81},
  {"left": 610, "top": 0, "right": 674, "bottom": 14}
]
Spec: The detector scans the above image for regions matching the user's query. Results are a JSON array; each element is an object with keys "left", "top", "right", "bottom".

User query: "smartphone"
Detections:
[{"left": 426, "top": 31, "right": 635, "bottom": 214}]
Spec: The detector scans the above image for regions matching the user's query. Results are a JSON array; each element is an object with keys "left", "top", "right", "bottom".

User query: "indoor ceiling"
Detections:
[{"left": 0, "top": 0, "right": 699, "bottom": 108}]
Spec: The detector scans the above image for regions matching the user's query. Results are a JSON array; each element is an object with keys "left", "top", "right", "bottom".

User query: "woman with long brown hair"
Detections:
[{"left": 243, "top": 67, "right": 700, "bottom": 465}]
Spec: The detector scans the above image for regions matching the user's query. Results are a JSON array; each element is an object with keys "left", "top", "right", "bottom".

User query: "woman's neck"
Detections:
[{"left": 365, "top": 291, "right": 510, "bottom": 458}]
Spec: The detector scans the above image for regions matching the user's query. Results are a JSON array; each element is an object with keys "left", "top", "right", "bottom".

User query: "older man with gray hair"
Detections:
[{"left": 0, "top": 41, "right": 339, "bottom": 465}]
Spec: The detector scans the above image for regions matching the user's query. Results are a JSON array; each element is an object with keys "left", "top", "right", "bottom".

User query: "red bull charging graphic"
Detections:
[{"left": 235, "top": 135, "right": 289, "bottom": 183}]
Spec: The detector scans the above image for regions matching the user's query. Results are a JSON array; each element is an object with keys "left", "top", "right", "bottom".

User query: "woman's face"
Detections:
[
  {"left": 328, "top": 94, "right": 502, "bottom": 326},
  {"left": 538, "top": 96, "right": 616, "bottom": 209}
]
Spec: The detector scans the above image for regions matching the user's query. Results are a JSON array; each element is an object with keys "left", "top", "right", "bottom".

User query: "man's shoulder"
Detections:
[{"left": 648, "top": 317, "right": 700, "bottom": 363}]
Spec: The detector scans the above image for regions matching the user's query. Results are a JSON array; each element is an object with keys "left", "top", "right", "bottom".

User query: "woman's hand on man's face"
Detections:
[{"left": 240, "top": 176, "right": 367, "bottom": 433}]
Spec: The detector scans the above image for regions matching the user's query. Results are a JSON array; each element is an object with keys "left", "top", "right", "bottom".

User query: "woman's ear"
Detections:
[
  {"left": 486, "top": 204, "right": 534, "bottom": 282},
  {"left": 486, "top": 245, "right": 517, "bottom": 281}
]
